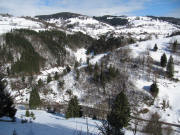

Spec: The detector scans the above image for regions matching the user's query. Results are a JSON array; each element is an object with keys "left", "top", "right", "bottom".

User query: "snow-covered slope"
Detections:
[
  {"left": 0, "top": 15, "right": 48, "bottom": 34},
  {"left": 46, "top": 15, "right": 180, "bottom": 39},
  {"left": 128, "top": 35, "right": 180, "bottom": 124},
  {"left": 0, "top": 109, "right": 101, "bottom": 135},
  {"left": 48, "top": 16, "right": 114, "bottom": 38}
]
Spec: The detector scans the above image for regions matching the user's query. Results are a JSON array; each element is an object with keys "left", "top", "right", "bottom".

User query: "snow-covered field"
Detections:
[
  {"left": 0, "top": 109, "right": 101, "bottom": 135},
  {"left": 0, "top": 15, "right": 48, "bottom": 34}
]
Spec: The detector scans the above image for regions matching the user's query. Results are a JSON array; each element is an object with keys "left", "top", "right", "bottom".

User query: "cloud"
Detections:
[{"left": 0, "top": 0, "right": 151, "bottom": 16}]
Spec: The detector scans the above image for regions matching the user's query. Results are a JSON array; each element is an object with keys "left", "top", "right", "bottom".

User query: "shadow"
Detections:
[
  {"left": 0, "top": 117, "right": 98, "bottom": 135},
  {"left": 143, "top": 86, "right": 150, "bottom": 92}
]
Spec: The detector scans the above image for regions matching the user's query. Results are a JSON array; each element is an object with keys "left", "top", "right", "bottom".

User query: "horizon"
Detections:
[{"left": 0, "top": 0, "right": 180, "bottom": 18}]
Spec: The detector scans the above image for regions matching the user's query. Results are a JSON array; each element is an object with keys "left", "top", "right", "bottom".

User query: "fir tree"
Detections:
[
  {"left": 94, "top": 62, "right": 99, "bottom": 71},
  {"left": 47, "top": 74, "right": 52, "bottom": 83},
  {"left": 38, "top": 79, "right": 43, "bottom": 87},
  {"left": 87, "top": 57, "right": 90, "bottom": 65},
  {"left": 150, "top": 82, "right": 159, "bottom": 97},
  {"left": 94, "top": 70, "right": 99, "bottom": 82},
  {"left": 66, "top": 65, "right": 71, "bottom": 73},
  {"left": 88, "top": 63, "right": 93, "bottom": 73},
  {"left": 25, "top": 110, "right": 30, "bottom": 117},
  {"left": 107, "top": 92, "right": 130, "bottom": 134},
  {"left": 65, "top": 96, "right": 81, "bottom": 118},
  {"left": 7, "top": 67, "right": 10, "bottom": 76},
  {"left": 0, "top": 78, "right": 16, "bottom": 118},
  {"left": 153, "top": 44, "right": 158, "bottom": 51},
  {"left": 166, "top": 55, "right": 174, "bottom": 78},
  {"left": 74, "top": 61, "right": 79, "bottom": 69},
  {"left": 160, "top": 53, "right": 167, "bottom": 67},
  {"left": 22, "top": 76, "right": 25, "bottom": 83},
  {"left": 54, "top": 72, "right": 59, "bottom": 80},
  {"left": 29, "top": 86, "right": 41, "bottom": 109},
  {"left": 172, "top": 40, "right": 177, "bottom": 53},
  {"left": 76, "top": 69, "right": 80, "bottom": 80}
]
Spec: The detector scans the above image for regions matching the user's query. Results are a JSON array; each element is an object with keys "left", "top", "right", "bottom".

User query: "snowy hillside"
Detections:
[
  {"left": 0, "top": 15, "right": 48, "bottom": 34},
  {"left": 44, "top": 15, "right": 180, "bottom": 39},
  {"left": 1, "top": 12, "right": 180, "bottom": 135},
  {"left": 129, "top": 35, "right": 180, "bottom": 124},
  {"left": 0, "top": 109, "right": 101, "bottom": 135}
]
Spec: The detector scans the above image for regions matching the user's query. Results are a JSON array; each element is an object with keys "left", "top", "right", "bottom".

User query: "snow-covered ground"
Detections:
[
  {"left": 47, "top": 16, "right": 180, "bottom": 39},
  {"left": 128, "top": 35, "right": 180, "bottom": 125},
  {"left": 0, "top": 15, "right": 48, "bottom": 35},
  {"left": 0, "top": 109, "right": 101, "bottom": 135}
]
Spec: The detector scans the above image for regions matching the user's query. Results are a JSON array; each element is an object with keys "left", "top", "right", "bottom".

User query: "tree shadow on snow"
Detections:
[
  {"left": 143, "top": 86, "right": 150, "bottom": 92},
  {"left": 0, "top": 118, "right": 97, "bottom": 135}
]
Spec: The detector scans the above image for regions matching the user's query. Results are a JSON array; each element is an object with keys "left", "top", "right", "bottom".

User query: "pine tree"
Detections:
[
  {"left": 66, "top": 65, "right": 71, "bottom": 73},
  {"left": 160, "top": 53, "right": 167, "bottom": 67},
  {"left": 94, "top": 62, "right": 99, "bottom": 71},
  {"left": 153, "top": 44, "right": 158, "bottom": 51},
  {"left": 172, "top": 40, "right": 177, "bottom": 53},
  {"left": 7, "top": 67, "right": 10, "bottom": 76},
  {"left": 76, "top": 69, "right": 80, "bottom": 80},
  {"left": 65, "top": 96, "right": 81, "bottom": 119},
  {"left": 22, "top": 76, "right": 25, "bottom": 83},
  {"left": 38, "top": 79, "right": 43, "bottom": 87},
  {"left": 87, "top": 57, "right": 90, "bottom": 65},
  {"left": 107, "top": 92, "right": 130, "bottom": 134},
  {"left": 74, "top": 61, "right": 79, "bottom": 69},
  {"left": 166, "top": 55, "right": 174, "bottom": 78},
  {"left": 47, "top": 74, "right": 52, "bottom": 83},
  {"left": 25, "top": 110, "right": 30, "bottom": 117},
  {"left": 0, "top": 78, "right": 16, "bottom": 118},
  {"left": 150, "top": 82, "right": 159, "bottom": 97},
  {"left": 54, "top": 72, "right": 59, "bottom": 80},
  {"left": 88, "top": 63, "right": 93, "bottom": 73},
  {"left": 29, "top": 86, "right": 41, "bottom": 109}
]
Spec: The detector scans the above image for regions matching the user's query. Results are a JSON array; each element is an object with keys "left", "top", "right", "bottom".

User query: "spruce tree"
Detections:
[
  {"left": 76, "top": 69, "right": 80, "bottom": 80},
  {"left": 160, "top": 53, "right": 167, "bottom": 67},
  {"left": 65, "top": 96, "right": 81, "bottom": 118},
  {"left": 0, "top": 78, "right": 16, "bottom": 118},
  {"left": 94, "top": 62, "right": 99, "bottom": 71},
  {"left": 54, "top": 72, "right": 59, "bottom": 80},
  {"left": 150, "top": 82, "right": 159, "bottom": 97},
  {"left": 166, "top": 55, "right": 174, "bottom": 78},
  {"left": 153, "top": 44, "right": 158, "bottom": 51},
  {"left": 47, "top": 74, "right": 52, "bottom": 83},
  {"left": 172, "top": 40, "right": 177, "bottom": 53},
  {"left": 107, "top": 92, "right": 130, "bottom": 134},
  {"left": 29, "top": 86, "right": 41, "bottom": 109},
  {"left": 74, "top": 61, "right": 79, "bottom": 69}
]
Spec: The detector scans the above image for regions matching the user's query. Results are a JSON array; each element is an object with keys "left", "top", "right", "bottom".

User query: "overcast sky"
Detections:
[{"left": 0, "top": 0, "right": 180, "bottom": 17}]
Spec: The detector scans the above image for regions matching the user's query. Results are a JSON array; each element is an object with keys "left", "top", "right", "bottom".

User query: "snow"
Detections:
[
  {"left": 0, "top": 15, "right": 48, "bottom": 35},
  {"left": 74, "top": 48, "right": 87, "bottom": 63},
  {"left": 90, "top": 53, "right": 108, "bottom": 65},
  {"left": 47, "top": 16, "right": 180, "bottom": 39},
  {"left": 0, "top": 109, "right": 101, "bottom": 135},
  {"left": 129, "top": 35, "right": 180, "bottom": 124}
]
